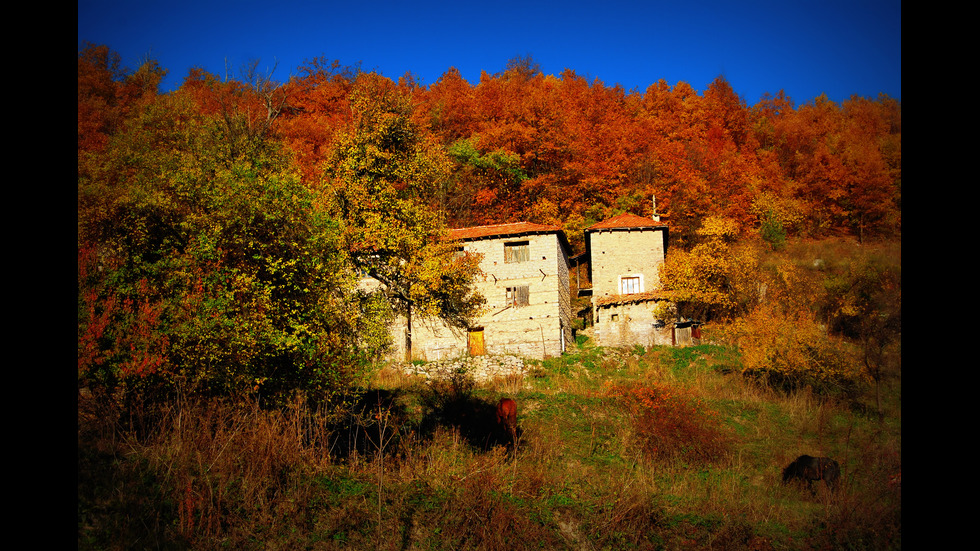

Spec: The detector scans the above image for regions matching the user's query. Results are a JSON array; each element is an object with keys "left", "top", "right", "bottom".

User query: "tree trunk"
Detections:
[{"left": 405, "top": 303, "right": 413, "bottom": 363}]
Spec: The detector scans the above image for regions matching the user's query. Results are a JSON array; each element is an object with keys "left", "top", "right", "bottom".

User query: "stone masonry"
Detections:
[
  {"left": 586, "top": 213, "right": 675, "bottom": 347},
  {"left": 399, "top": 354, "right": 527, "bottom": 383},
  {"left": 367, "top": 215, "right": 681, "bottom": 364},
  {"left": 383, "top": 222, "right": 573, "bottom": 362}
]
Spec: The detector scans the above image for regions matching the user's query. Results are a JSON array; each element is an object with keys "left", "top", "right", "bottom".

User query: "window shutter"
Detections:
[
  {"left": 505, "top": 241, "right": 530, "bottom": 263},
  {"left": 507, "top": 285, "right": 530, "bottom": 307}
]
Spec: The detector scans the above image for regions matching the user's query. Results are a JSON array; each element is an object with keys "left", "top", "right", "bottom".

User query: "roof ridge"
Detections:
[
  {"left": 586, "top": 212, "right": 666, "bottom": 231},
  {"left": 449, "top": 220, "right": 560, "bottom": 230},
  {"left": 446, "top": 221, "right": 571, "bottom": 254}
]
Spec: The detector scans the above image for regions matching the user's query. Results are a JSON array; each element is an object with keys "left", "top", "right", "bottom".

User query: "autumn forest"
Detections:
[
  {"left": 78, "top": 42, "right": 900, "bottom": 400},
  {"left": 79, "top": 42, "right": 901, "bottom": 550},
  {"left": 80, "top": 48, "right": 900, "bottom": 238}
]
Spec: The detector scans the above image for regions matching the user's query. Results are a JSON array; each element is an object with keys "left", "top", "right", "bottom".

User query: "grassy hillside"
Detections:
[{"left": 78, "top": 333, "right": 901, "bottom": 550}]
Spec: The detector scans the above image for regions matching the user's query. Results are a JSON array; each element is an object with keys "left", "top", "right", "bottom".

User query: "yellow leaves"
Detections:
[
  {"left": 724, "top": 303, "right": 865, "bottom": 394},
  {"left": 323, "top": 76, "right": 485, "bottom": 333},
  {"left": 751, "top": 192, "right": 805, "bottom": 233},
  {"left": 754, "top": 261, "right": 825, "bottom": 319},
  {"left": 659, "top": 225, "right": 761, "bottom": 319},
  {"left": 696, "top": 216, "right": 740, "bottom": 242},
  {"left": 526, "top": 197, "right": 561, "bottom": 225}
]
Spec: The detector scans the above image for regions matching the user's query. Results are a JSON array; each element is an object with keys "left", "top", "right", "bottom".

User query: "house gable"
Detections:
[{"left": 584, "top": 213, "right": 668, "bottom": 300}]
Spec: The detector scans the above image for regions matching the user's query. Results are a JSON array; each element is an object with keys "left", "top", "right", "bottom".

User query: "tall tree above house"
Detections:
[{"left": 322, "top": 72, "right": 485, "bottom": 362}]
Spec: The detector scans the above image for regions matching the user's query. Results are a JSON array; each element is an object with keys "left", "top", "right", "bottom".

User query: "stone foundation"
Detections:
[{"left": 398, "top": 354, "right": 527, "bottom": 383}]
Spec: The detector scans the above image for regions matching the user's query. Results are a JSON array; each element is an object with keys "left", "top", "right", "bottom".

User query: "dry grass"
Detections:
[{"left": 79, "top": 338, "right": 900, "bottom": 550}]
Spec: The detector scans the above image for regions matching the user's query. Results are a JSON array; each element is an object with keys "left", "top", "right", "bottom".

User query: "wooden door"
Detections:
[{"left": 468, "top": 328, "right": 485, "bottom": 356}]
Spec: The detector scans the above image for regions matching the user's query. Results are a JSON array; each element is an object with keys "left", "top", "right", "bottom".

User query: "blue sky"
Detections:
[{"left": 78, "top": 0, "right": 901, "bottom": 106}]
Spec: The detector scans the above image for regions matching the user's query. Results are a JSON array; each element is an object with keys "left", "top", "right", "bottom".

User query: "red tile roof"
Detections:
[
  {"left": 586, "top": 212, "right": 667, "bottom": 232},
  {"left": 447, "top": 221, "right": 564, "bottom": 241},
  {"left": 595, "top": 290, "right": 677, "bottom": 307}
]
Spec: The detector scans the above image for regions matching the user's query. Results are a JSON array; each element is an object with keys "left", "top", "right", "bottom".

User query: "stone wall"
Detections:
[
  {"left": 594, "top": 300, "right": 673, "bottom": 347},
  {"left": 588, "top": 228, "right": 667, "bottom": 301},
  {"left": 466, "top": 233, "right": 569, "bottom": 358},
  {"left": 556, "top": 235, "right": 573, "bottom": 353},
  {"left": 398, "top": 354, "right": 527, "bottom": 383},
  {"left": 588, "top": 227, "right": 671, "bottom": 348},
  {"left": 394, "top": 232, "right": 570, "bottom": 361},
  {"left": 388, "top": 317, "right": 469, "bottom": 362}
]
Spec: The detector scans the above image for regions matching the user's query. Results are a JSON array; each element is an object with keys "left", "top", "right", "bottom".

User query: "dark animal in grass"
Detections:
[
  {"left": 782, "top": 455, "right": 841, "bottom": 493},
  {"left": 496, "top": 398, "right": 517, "bottom": 447}
]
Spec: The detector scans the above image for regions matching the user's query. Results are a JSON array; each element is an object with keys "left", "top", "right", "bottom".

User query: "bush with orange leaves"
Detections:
[{"left": 606, "top": 382, "right": 734, "bottom": 464}]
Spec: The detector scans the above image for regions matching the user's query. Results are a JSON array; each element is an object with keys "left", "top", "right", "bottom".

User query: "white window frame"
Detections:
[{"left": 619, "top": 274, "right": 644, "bottom": 295}]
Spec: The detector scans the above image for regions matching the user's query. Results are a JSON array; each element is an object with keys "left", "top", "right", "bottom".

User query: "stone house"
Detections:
[
  {"left": 584, "top": 212, "right": 676, "bottom": 347},
  {"left": 383, "top": 222, "right": 573, "bottom": 361}
]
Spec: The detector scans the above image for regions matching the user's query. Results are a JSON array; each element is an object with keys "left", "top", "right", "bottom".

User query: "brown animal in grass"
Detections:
[{"left": 496, "top": 398, "right": 517, "bottom": 446}]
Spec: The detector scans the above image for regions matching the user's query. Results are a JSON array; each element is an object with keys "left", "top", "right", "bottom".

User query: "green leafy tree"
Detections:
[
  {"left": 78, "top": 77, "right": 385, "bottom": 404},
  {"left": 323, "top": 73, "right": 485, "bottom": 362}
]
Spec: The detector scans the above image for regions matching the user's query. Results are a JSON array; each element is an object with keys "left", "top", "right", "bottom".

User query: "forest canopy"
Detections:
[{"left": 78, "top": 44, "right": 900, "bottom": 402}]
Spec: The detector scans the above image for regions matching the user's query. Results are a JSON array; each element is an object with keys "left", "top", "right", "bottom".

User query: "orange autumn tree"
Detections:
[
  {"left": 274, "top": 53, "right": 900, "bottom": 248},
  {"left": 836, "top": 95, "right": 901, "bottom": 241},
  {"left": 758, "top": 93, "right": 901, "bottom": 240},
  {"left": 631, "top": 80, "right": 715, "bottom": 244},
  {"left": 416, "top": 66, "right": 482, "bottom": 146},
  {"left": 78, "top": 43, "right": 127, "bottom": 154},
  {"left": 416, "top": 69, "right": 492, "bottom": 226},
  {"left": 443, "top": 137, "right": 528, "bottom": 228},
  {"left": 78, "top": 43, "right": 166, "bottom": 154},
  {"left": 555, "top": 70, "right": 647, "bottom": 219},
  {"left": 407, "top": 62, "right": 899, "bottom": 247},
  {"left": 697, "top": 77, "right": 759, "bottom": 227},
  {"left": 469, "top": 59, "right": 570, "bottom": 224},
  {"left": 272, "top": 57, "right": 359, "bottom": 185}
]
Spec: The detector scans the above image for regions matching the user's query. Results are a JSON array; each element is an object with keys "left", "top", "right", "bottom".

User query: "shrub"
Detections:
[
  {"left": 659, "top": 219, "right": 762, "bottom": 321},
  {"left": 724, "top": 305, "right": 865, "bottom": 397},
  {"left": 752, "top": 191, "right": 805, "bottom": 247},
  {"left": 760, "top": 212, "right": 787, "bottom": 250},
  {"left": 606, "top": 382, "right": 734, "bottom": 464}
]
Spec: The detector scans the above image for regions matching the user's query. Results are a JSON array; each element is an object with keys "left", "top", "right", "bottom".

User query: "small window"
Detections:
[
  {"left": 611, "top": 313, "right": 619, "bottom": 322},
  {"left": 621, "top": 276, "right": 641, "bottom": 295},
  {"left": 504, "top": 241, "right": 530, "bottom": 263},
  {"left": 506, "top": 285, "right": 530, "bottom": 307}
]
